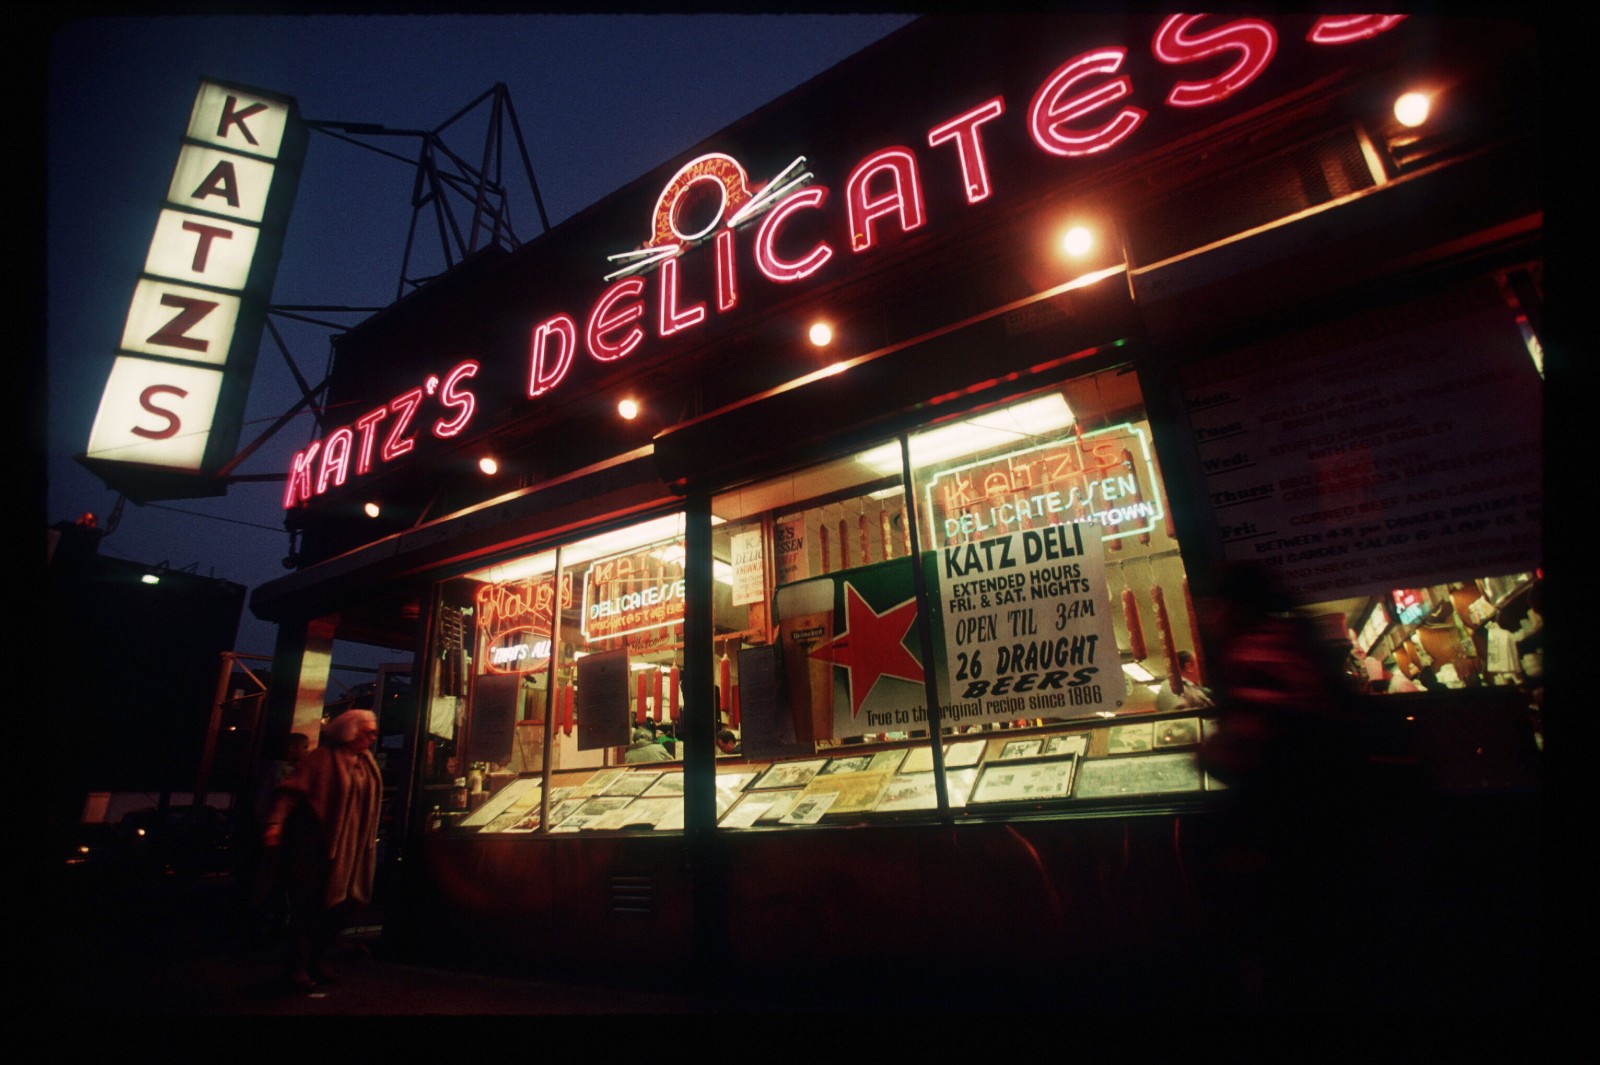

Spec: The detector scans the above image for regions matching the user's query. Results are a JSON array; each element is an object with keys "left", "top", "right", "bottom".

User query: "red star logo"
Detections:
[{"left": 807, "top": 583, "right": 924, "bottom": 720}]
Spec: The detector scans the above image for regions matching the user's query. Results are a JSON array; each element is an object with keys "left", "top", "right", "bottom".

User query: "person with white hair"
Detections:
[{"left": 262, "top": 709, "right": 382, "bottom": 990}]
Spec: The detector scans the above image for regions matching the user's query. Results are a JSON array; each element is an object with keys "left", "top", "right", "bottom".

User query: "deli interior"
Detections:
[{"left": 252, "top": 15, "right": 1543, "bottom": 990}]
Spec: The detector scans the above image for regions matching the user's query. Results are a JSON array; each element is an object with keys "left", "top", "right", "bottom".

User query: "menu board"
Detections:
[
  {"left": 1182, "top": 284, "right": 1541, "bottom": 602},
  {"left": 575, "top": 647, "right": 630, "bottom": 751}
]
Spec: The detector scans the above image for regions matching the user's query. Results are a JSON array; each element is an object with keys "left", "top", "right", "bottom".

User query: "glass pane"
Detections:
[
  {"left": 908, "top": 368, "right": 1202, "bottom": 745},
  {"left": 423, "top": 512, "right": 694, "bottom": 833},
  {"left": 711, "top": 449, "right": 942, "bottom": 830}
]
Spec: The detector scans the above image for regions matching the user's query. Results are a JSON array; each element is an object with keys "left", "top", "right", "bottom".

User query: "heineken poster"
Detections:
[{"left": 774, "top": 558, "right": 928, "bottom": 742}]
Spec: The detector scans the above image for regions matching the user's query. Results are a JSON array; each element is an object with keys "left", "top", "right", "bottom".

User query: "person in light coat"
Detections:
[{"left": 263, "top": 709, "right": 383, "bottom": 990}]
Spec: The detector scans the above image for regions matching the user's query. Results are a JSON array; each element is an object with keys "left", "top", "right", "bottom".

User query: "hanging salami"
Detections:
[
  {"left": 1151, "top": 584, "right": 1182, "bottom": 693},
  {"left": 1123, "top": 587, "right": 1147, "bottom": 661}
]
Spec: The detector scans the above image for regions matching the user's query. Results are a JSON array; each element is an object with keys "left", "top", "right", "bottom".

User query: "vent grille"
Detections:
[
  {"left": 610, "top": 874, "right": 656, "bottom": 916},
  {"left": 1126, "top": 126, "right": 1375, "bottom": 268}
]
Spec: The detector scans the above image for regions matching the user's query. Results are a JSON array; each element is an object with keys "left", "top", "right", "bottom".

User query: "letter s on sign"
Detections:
[
  {"left": 1152, "top": 15, "right": 1278, "bottom": 108},
  {"left": 433, "top": 360, "right": 479, "bottom": 438},
  {"left": 132, "top": 384, "right": 187, "bottom": 440}
]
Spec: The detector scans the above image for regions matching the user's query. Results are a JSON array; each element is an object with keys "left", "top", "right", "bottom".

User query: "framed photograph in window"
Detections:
[
  {"left": 779, "top": 790, "right": 839, "bottom": 824},
  {"left": 751, "top": 758, "right": 828, "bottom": 790},
  {"left": 945, "top": 739, "right": 986, "bottom": 768},
  {"left": 641, "top": 772, "right": 684, "bottom": 799},
  {"left": 800, "top": 770, "right": 891, "bottom": 815},
  {"left": 970, "top": 758, "right": 1076, "bottom": 804},
  {"left": 820, "top": 754, "right": 873, "bottom": 775},
  {"left": 1107, "top": 722, "right": 1154, "bottom": 754},
  {"left": 874, "top": 767, "right": 980, "bottom": 812},
  {"left": 992, "top": 737, "right": 1044, "bottom": 762},
  {"left": 723, "top": 787, "right": 805, "bottom": 824},
  {"left": 606, "top": 771, "right": 662, "bottom": 796},
  {"left": 1074, "top": 752, "right": 1203, "bottom": 798},
  {"left": 867, "top": 749, "right": 907, "bottom": 775},
  {"left": 1042, "top": 733, "right": 1089, "bottom": 758},
  {"left": 1154, "top": 718, "right": 1201, "bottom": 748}
]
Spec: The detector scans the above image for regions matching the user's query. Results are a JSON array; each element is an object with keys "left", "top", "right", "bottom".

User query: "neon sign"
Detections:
[
  {"left": 581, "top": 540, "right": 688, "bottom": 642},
  {"left": 928, "top": 423, "right": 1165, "bottom": 546},
  {"left": 284, "top": 359, "right": 479, "bottom": 508},
  {"left": 524, "top": 15, "right": 1404, "bottom": 404},
  {"left": 604, "top": 153, "right": 815, "bottom": 282},
  {"left": 286, "top": 15, "right": 1408, "bottom": 508},
  {"left": 477, "top": 570, "right": 573, "bottom": 676}
]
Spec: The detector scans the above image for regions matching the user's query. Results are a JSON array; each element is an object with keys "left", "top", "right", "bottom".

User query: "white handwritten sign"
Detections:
[{"left": 938, "top": 523, "right": 1120, "bottom": 725}]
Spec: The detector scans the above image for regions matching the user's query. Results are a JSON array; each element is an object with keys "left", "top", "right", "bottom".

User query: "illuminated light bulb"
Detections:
[
  {"left": 141, "top": 573, "right": 160, "bottom": 585},
  {"left": 478, "top": 456, "right": 499, "bottom": 476},
  {"left": 363, "top": 502, "right": 381, "bottom": 518},
  {"left": 1062, "top": 225, "right": 1094, "bottom": 257},
  {"left": 809, "top": 321, "right": 834, "bottom": 347},
  {"left": 618, "top": 398, "right": 640, "bottom": 420},
  {"left": 1393, "top": 91, "right": 1430, "bottom": 128}
]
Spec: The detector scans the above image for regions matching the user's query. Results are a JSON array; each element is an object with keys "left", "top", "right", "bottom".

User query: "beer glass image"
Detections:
[{"left": 774, "top": 578, "right": 836, "bottom": 745}]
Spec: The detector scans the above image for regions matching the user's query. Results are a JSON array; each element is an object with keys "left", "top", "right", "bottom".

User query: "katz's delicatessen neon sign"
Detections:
[{"left": 283, "top": 15, "right": 1408, "bottom": 510}]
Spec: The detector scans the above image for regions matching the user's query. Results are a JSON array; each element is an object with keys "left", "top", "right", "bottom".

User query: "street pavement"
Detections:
[{"left": 49, "top": 865, "right": 713, "bottom": 1017}]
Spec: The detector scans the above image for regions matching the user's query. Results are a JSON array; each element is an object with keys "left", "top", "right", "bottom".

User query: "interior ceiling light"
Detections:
[
  {"left": 1122, "top": 661, "right": 1157, "bottom": 683},
  {"left": 618, "top": 398, "right": 640, "bottom": 420},
  {"left": 1061, "top": 225, "right": 1094, "bottom": 257},
  {"left": 858, "top": 393, "right": 1075, "bottom": 475},
  {"left": 363, "top": 502, "right": 381, "bottom": 518},
  {"left": 1393, "top": 90, "right": 1430, "bottom": 128},
  {"left": 478, "top": 456, "right": 499, "bottom": 476},
  {"left": 808, "top": 320, "right": 834, "bottom": 347}
]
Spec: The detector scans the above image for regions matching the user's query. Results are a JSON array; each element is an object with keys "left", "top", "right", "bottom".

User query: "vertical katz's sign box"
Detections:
[{"left": 82, "top": 79, "right": 306, "bottom": 501}]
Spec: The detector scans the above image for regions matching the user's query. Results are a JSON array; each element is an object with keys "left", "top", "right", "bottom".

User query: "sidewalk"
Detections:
[{"left": 49, "top": 867, "right": 712, "bottom": 1016}]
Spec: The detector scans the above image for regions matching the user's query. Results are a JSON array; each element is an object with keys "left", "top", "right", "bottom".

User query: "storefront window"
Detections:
[
  {"left": 423, "top": 513, "right": 698, "bottom": 833},
  {"left": 909, "top": 369, "right": 1198, "bottom": 717},
  {"left": 709, "top": 450, "right": 926, "bottom": 827},
  {"left": 700, "top": 366, "right": 1206, "bottom": 829}
]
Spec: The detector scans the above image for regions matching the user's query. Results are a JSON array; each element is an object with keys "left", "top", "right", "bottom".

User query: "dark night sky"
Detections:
[{"left": 44, "top": 12, "right": 916, "bottom": 668}]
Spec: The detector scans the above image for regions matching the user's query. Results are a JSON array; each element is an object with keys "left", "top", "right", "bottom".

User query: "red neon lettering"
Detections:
[
  {"left": 147, "top": 294, "right": 218, "bottom": 353},
  {"left": 180, "top": 221, "right": 234, "bottom": 272},
  {"left": 1152, "top": 15, "right": 1277, "bottom": 108},
  {"left": 846, "top": 149, "right": 926, "bottom": 252},
  {"left": 316, "top": 427, "right": 353, "bottom": 495},
  {"left": 529, "top": 314, "right": 577, "bottom": 397},
  {"left": 714, "top": 229, "right": 738, "bottom": 313},
  {"left": 353, "top": 407, "right": 386, "bottom": 475},
  {"left": 1028, "top": 47, "right": 1146, "bottom": 157},
  {"left": 754, "top": 186, "right": 834, "bottom": 282},
  {"left": 657, "top": 256, "right": 706, "bottom": 337},
  {"left": 927, "top": 97, "right": 1006, "bottom": 204},
  {"left": 1307, "top": 15, "right": 1406, "bottom": 45},
  {"left": 284, "top": 442, "right": 320, "bottom": 508},
  {"left": 433, "top": 360, "right": 479, "bottom": 438},
  {"left": 586, "top": 278, "right": 646, "bottom": 362},
  {"left": 217, "top": 95, "right": 268, "bottom": 146},
  {"left": 131, "top": 384, "right": 186, "bottom": 440},
  {"left": 383, "top": 388, "right": 423, "bottom": 461},
  {"left": 191, "top": 160, "right": 241, "bottom": 208}
]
